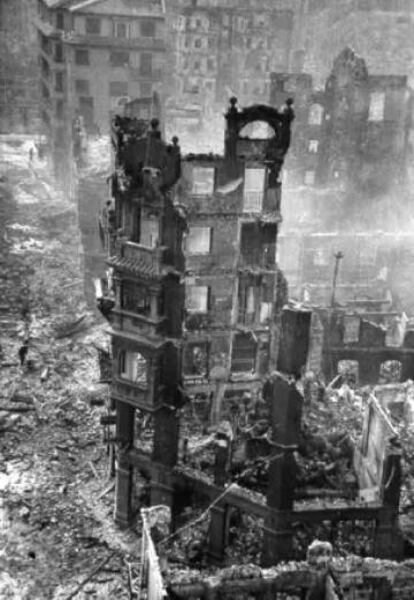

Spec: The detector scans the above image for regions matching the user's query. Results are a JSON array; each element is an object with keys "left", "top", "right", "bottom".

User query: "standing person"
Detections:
[{"left": 18, "top": 338, "right": 30, "bottom": 366}]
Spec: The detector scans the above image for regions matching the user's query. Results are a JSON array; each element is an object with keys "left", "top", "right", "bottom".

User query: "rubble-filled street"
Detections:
[{"left": 0, "top": 138, "right": 136, "bottom": 599}]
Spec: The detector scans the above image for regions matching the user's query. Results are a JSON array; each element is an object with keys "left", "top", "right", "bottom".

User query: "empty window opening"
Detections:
[
  {"left": 192, "top": 167, "right": 215, "bottom": 195},
  {"left": 119, "top": 350, "right": 147, "bottom": 385},
  {"left": 238, "top": 280, "right": 257, "bottom": 325},
  {"left": 308, "top": 139, "right": 319, "bottom": 153},
  {"left": 231, "top": 333, "right": 257, "bottom": 373},
  {"left": 184, "top": 343, "right": 209, "bottom": 378},
  {"left": 186, "top": 285, "right": 209, "bottom": 313},
  {"left": 140, "top": 53, "right": 153, "bottom": 76},
  {"left": 337, "top": 360, "right": 359, "bottom": 387},
  {"left": 55, "top": 71, "right": 63, "bottom": 92},
  {"left": 379, "top": 360, "right": 402, "bottom": 384},
  {"left": 122, "top": 284, "right": 151, "bottom": 316},
  {"left": 186, "top": 227, "right": 212, "bottom": 254},
  {"left": 308, "top": 103, "right": 323, "bottom": 125},
  {"left": 78, "top": 96, "right": 94, "bottom": 129},
  {"left": 56, "top": 12, "right": 64, "bottom": 30},
  {"left": 239, "top": 121, "right": 273, "bottom": 139},
  {"left": 368, "top": 92, "right": 385, "bottom": 122},
  {"left": 140, "top": 212, "right": 159, "bottom": 248},
  {"left": 244, "top": 167, "right": 265, "bottom": 212},
  {"left": 55, "top": 42, "right": 63, "bottom": 63},
  {"left": 343, "top": 315, "right": 360, "bottom": 344},
  {"left": 260, "top": 302, "right": 272, "bottom": 324}
]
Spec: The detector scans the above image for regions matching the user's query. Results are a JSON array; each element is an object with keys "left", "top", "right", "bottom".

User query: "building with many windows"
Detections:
[
  {"left": 273, "top": 48, "right": 414, "bottom": 310},
  {"left": 0, "top": 0, "right": 39, "bottom": 133},
  {"left": 165, "top": 0, "right": 294, "bottom": 124},
  {"left": 36, "top": 0, "right": 167, "bottom": 183},
  {"left": 98, "top": 99, "right": 294, "bottom": 524}
]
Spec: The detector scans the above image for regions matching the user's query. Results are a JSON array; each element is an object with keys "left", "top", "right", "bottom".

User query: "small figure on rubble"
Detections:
[{"left": 18, "top": 338, "right": 30, "bottom": 366}]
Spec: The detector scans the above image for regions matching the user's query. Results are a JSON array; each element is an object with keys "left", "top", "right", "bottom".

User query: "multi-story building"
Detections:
[
  {"left": 100, "top": 98, "right": 294, "bottom": 524},
  {"left": 166, "top": 0, "right": 294, "bottom": 124},
  {"left": 273, "top": 47, "right": 414, "bottom": 310},
  {"left": 0, "top": 0, "right": 39, "bottom": 133},
  {"left": 104, "top": 116, "right": 184, "bottom": 526},
  {"left": 36, "top": 0, "right": 167, "bottom": 183},
  {"left": 174, "top": 97, "right": 294, "bottom": 414},
  {"left": 272, "top": 48, "right": 412, "bottom": 202}
]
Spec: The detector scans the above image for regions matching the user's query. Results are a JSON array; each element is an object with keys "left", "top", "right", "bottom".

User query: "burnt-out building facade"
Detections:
[
  {"left": 101, "top": 99, "right": 294, "bottom": 525},
  {"left": 271, "top": 47, "right": 412, "bottom": 203},
  {"left": 105, "top": 116, "right": 185, "bottom": 526},
  {"left": 272, "top": 47, "right": 414, "bottom": 309},
  {"left": 177, "top": 98, "right": 293, "bottom": 405}
]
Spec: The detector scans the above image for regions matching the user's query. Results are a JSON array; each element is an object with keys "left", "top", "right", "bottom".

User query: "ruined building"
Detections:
[
  {"left": 272, "top": 48, "right": 414, "bottom": 309},
  {"left": 98, "top": 103, "right": 406, "bottom": 595},
  {"left": 36, "top": 0, "right": 167, "bottom": 183},
  {"left": 177, "top": 98, "right": 294, "bottom": 408},
  {"left": 100, "top": 98, "right": 294, "bottom": 526}
]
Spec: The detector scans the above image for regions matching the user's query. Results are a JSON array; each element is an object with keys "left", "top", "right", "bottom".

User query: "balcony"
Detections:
[
  {"left": 112, "top": 307, "right": 167, "bottom": 338},
  {"left": 108, "top": 241, "right": 166, "bottom": 278},
  {"left": 111, "top": 376, "right": 163, "bottom": 412}
]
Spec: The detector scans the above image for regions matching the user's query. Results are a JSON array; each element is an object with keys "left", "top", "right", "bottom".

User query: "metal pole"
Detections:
[{"left": 330, "top": 251, "right": 344, "bottom": 308}]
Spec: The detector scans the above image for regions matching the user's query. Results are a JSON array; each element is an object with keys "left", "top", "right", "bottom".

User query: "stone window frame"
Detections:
[
  {"left": 114, "top": 20, "right": 129, "bottom": 39},
  {"left": 85, "top": 16, "right": 101, "bottom": 35}
]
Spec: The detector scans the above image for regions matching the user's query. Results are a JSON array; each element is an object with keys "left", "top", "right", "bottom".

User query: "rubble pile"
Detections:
[{"left": 0, "top": 143, "right": 137, "bottom": 598}]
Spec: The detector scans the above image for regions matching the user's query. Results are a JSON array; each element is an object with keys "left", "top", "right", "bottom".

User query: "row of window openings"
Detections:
[
  {"left": 191, "top": 166, "right": 267, "bottom": 204},
  {"left": 118, "top": 336, "right": 260, "bottom": 383},
  {"left": 185, "top": 337, "right": 259, "bottom": 378},
  {"left": 118, "top": 282, "right": 271, "bottom": 323},
  {"left": 287, "top": 94, "right": 387, "bottom": 126},
  {"left": 74, "top": 49, "right": 155, "bottom": 72},
  {"left": 186, "top": 284, "right": 272, "bottom": 322},
  {"left": 54, "top": 14, "right": 157, "bottom": 38}
]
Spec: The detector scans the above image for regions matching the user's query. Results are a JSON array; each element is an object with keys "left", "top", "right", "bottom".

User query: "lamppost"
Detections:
[{"left": 330, "top": 251, "right": 344, "bottom": 308}]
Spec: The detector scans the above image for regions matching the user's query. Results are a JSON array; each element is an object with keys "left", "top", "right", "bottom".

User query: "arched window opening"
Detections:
[
  {"left": 239, "top": 120, "right": 274, "bottom": 139},
  {"left": 379, "top": 360, "right": 402, "bottom": 384},
  {"left": 308, "top": 103, "right": 323, "bottom": 126},
  {"left": 337, "top": 360, "right": 359, "bottom": 387}
]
